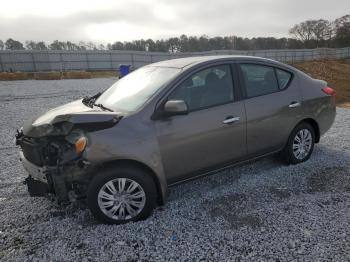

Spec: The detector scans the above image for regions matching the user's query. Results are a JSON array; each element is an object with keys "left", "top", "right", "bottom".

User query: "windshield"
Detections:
[{"left": 96, "top": 66, "right": 181, "bottom": 112}]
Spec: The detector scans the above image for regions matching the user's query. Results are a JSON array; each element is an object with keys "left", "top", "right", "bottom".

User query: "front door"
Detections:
[{"left": 155, "top": 64, "right": 247, "bottom": 183}]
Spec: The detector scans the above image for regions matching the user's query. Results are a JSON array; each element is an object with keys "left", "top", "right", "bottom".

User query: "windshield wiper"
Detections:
[
  {"left": 82, "top": 92, "right": 101, "bottom": 107},
  {"left": 92, "top": 103, "right": 114, "bottom": 112},
  {"left": 82, "top": 92, "right": 114, "bottom": 112}
]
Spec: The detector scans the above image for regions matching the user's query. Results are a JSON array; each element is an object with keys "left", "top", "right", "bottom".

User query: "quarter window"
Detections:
[
  {"left": 169, "top": 65, "right": 234, "bottom": 111},
  {"left": 276, "top": 69, "right": 292, "bottom": 90},
  {"left": 240, "top": 64, "right": 279, "bottom": 98}
]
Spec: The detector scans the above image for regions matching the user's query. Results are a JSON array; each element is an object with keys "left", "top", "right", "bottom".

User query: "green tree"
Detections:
[
  {"left": 5, "top": 38, "right": 25, "bottom": 50},
  {"left": 334, "top": 15, "right": 350, "bottom": 47},
  {"left": 36, "top": 41, "right": 48, "bottom": 50},
  {"left": 25, "top": 40, "right": 47, "bottom": 50},
  {"left": 49, "top": 40, "right": 66, "bottom": 50}
]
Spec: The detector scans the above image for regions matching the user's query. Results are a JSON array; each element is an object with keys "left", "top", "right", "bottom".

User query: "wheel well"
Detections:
[
  {"left": 99, "top": 159, "right": 164, "bottom": 205},
  {"left": 299, "top": 118, "right": 320, "bottom": 143}
]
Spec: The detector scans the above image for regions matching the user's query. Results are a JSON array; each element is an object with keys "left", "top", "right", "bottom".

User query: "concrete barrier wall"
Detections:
[{"left": 0, "top": 47, "right": 349, "bottom": 72}]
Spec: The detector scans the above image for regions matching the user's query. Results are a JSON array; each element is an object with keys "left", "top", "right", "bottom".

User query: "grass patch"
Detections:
[
  {"left": 34, "top": 72, "right": 61, "bottom": 80},
  {"left": 0, "top": 70, "right": 119, "bottom": 81},
  {"left": 90, "top": 71, "right": 118, "bottom": 78},
  {"left": 0, "top": 72, "right": 31, "bottom": 81},
  {"left": 62, "top": 71, "right": 91, "bottom": 79}
]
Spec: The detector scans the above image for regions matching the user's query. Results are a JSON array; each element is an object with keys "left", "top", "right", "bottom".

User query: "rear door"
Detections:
[
  {"left": 238, "top": 63, "right": 303, "bottom": 156},
  {"left": 155, "top": 64, "right": 247, "bottom": 183}
]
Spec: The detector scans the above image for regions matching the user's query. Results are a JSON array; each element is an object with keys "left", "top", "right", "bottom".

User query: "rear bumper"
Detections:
[{"left": 319, "top": 98, "right": 336, "bottom": 137}]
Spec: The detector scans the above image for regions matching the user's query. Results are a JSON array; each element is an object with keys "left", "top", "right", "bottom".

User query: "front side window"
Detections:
[
  {"left": 96, "top": 66, "right": 181, "bottom": 112},
  {"left": 169, "top": 65, "right": 234, "bottom": 111},
  {"left": 240, "top": 64, "right": 279, "bottom": 98}
]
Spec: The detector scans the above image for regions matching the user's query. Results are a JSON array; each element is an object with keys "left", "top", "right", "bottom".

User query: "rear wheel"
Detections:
[
  {"left": 87, "top": 166, "right": 157, "bottom": 224},
  {"left": 283, "top": 122, "right": 315, "bottom": 164}
]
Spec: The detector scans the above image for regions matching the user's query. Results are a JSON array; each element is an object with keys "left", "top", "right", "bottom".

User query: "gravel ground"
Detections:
[{"left": 0, "top": 78, "right": 349, "bottom": 261}]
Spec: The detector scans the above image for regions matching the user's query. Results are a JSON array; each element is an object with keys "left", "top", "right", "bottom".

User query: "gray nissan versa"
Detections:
[{"left": 15, "top": 56, "right": 336, "bottom": 224}]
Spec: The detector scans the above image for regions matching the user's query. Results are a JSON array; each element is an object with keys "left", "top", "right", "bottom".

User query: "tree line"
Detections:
[{"left": 0, "top": 14, "right": 349, "bottom": 52}]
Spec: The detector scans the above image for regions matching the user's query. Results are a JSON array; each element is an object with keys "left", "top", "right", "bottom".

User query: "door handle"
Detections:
[
  {"left": 223, "top": 116, "right": 240, "bottom": 124},
  {"left": 289, "top": 101, "right": 301, "bottom": 108}
]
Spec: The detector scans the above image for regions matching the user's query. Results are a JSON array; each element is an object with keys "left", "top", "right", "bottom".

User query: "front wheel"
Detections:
[
  {"left": 87, "top": 166, "right": 157, "bottom": 224},
  {"left": 283, "top": 122, "right": 315, "bottom": 165}
]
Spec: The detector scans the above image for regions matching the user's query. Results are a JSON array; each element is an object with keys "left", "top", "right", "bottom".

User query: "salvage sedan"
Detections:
[{"left": 16, "top": 56, "right": 336, "bottom": 224}]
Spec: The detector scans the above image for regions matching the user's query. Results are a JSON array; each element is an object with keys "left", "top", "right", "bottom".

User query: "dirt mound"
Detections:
[{"left": 293, "top": 59, "right": 350, "bottom": 108}]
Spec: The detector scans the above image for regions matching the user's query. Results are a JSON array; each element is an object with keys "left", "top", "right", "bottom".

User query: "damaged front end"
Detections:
[
  {"left": 16, "top": 129, "right": 91, "bottom": 204},
  {"left": 15, "top": 100, "right": 122, "bottom": 204}
]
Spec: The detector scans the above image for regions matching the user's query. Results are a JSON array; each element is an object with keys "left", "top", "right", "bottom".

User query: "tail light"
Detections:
[{"left": 322, "top": 87, "right": 336, "bottom": 96}]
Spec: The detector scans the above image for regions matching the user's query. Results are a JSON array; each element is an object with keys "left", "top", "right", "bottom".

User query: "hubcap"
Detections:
[
  {"left": 293, "top": 129, "right": 313, "bottom": 160},
  {"left": 97, "top": 178, "right": 146, "bottom": 220}
]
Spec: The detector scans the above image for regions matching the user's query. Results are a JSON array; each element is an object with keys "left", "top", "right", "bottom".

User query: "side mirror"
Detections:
[{"left": 164, "top": 100, "right": 188, "bottom": 116}]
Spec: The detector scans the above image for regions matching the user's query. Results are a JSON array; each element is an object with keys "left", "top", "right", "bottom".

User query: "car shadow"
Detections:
[
  {"left": 57, "top": 143, "right": 350, "bottom": 227},
  {"left": 167, "top": 144, "right": 350, "bottom": 202}
]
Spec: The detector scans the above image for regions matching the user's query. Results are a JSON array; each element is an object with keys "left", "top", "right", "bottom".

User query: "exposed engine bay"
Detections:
[{"left": 15, "top": 97, "right": 123, "bottom": 204}]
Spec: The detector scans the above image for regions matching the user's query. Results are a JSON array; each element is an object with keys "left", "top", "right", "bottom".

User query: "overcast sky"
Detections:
[{"left": 0, "top": 0, "right": 349, "bottom": 44}]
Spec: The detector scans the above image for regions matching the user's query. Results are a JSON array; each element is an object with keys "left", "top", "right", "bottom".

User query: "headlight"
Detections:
[{"left": 75, "top": 136, "right": 87, "bottom": 155}]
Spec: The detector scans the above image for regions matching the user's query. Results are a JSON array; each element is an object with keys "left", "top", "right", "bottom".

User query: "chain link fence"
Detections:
[{"left": 0, "top": 47, "right": 349, "bottom": 72}]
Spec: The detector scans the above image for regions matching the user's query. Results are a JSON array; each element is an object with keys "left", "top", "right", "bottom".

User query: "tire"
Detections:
[
  {"left": 87, "top": 165, "right": 157, "bottom": 224},
  {"left": 283, "top": 122, "right": 315, "bottom": 165}
]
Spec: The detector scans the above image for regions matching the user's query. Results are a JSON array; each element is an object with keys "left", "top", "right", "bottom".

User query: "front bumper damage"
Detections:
[
  {"left": 16, "top": 129, "right": 95, "bottom": 204},
  {"left": 20, "top": 150, "right": 94, "bottom": 204},
  {"left": 15, "top": 102, "right": 123, "bottom": 204},
  {"left": 20, "top": 151, "right": 49, "bottom": 196}
]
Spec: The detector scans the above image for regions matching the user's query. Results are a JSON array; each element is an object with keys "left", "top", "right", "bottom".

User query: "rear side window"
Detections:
[
  {"left": 239, "top": 64, "right": 279, "bottom": 98},
  {"left": 276, "top": 69, "right": 292, "bottom": 90}
]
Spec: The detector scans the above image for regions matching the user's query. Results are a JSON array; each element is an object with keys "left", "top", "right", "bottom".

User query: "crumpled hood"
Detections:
[{"left": 23, "top": 99, "right": 123, "bottom": 137}]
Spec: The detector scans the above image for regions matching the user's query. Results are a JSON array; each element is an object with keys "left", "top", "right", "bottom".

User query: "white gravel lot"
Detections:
[{"left": 0, "top": 78, "right": 349, "bottom": 261}]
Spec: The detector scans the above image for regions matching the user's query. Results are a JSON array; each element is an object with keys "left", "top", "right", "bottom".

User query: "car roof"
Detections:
[{"left": 148, "top": 55, "right": 285, "bottom": 69}]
